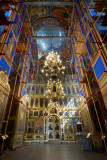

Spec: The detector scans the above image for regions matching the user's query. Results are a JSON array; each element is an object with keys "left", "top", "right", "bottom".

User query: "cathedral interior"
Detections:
[{"left": 0, "top": 0, "right": 107, "bottom": 159}]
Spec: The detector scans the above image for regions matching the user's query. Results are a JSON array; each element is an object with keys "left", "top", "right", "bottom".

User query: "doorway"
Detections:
[{"left": 47, "top": 115, "right": 60, "bottom": 140}]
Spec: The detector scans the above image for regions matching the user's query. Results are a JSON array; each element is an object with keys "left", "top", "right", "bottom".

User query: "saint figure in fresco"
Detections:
[{"left": 4, "top": 35, "right": 15, "bottom": 57}]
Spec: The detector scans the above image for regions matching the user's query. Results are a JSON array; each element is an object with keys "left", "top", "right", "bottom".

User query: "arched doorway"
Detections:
[{"left": 47, "top": 115, "right": 60, "bottom": 140}]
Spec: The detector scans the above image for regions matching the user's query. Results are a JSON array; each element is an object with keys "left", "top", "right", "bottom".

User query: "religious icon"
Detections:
[
  {"left": 55, "top": 124, "right": 59, "bottom": 130},
  {"left": 30, "top": 98, "right": 34, "bottom": 107},
  {"left": 49, "top": 124, "right": 53, "bottom": 130},
  {"left": 49, "top": 117, "right": 53, "bottom": 122},
  {"left": 55, "top": 132, "right": 60, "bottom": 139},
  {"left": 49, "top": 132, "right": 53, "bottom": 139}
]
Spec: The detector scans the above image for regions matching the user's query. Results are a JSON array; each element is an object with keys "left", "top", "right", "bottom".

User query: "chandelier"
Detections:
[
  {"left": 41, "top": 50, "right": 65, "bottom": 80},
  {"left": 45, "top": 79, "right": 65, "bottom": 100}
]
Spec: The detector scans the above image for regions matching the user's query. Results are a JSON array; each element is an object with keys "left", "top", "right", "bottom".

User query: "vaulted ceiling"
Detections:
[{"left": 24, "top": 0, "right": 75, "bottom": 63}]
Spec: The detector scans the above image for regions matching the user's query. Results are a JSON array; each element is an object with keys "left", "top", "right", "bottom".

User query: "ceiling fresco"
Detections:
[
  {"left": 37, "top": 26, "right": 66, "bottom": 51},
  {"left": 32, "top": 18, "right": 71, "bottom": 58},
  {"left": 32, "top": 18, "right": 69, "bottom": 35},
  {"left": 25, "top": 0, "right": 74, "bottom": 59},
  {"left": 28, "top": 5, "right": 73, "bottom": 28}
]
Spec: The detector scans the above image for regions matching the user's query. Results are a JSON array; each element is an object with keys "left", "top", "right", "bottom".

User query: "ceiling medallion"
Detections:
[{"left": 41, "top": 50, "right": 65, "bottom": 80}]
